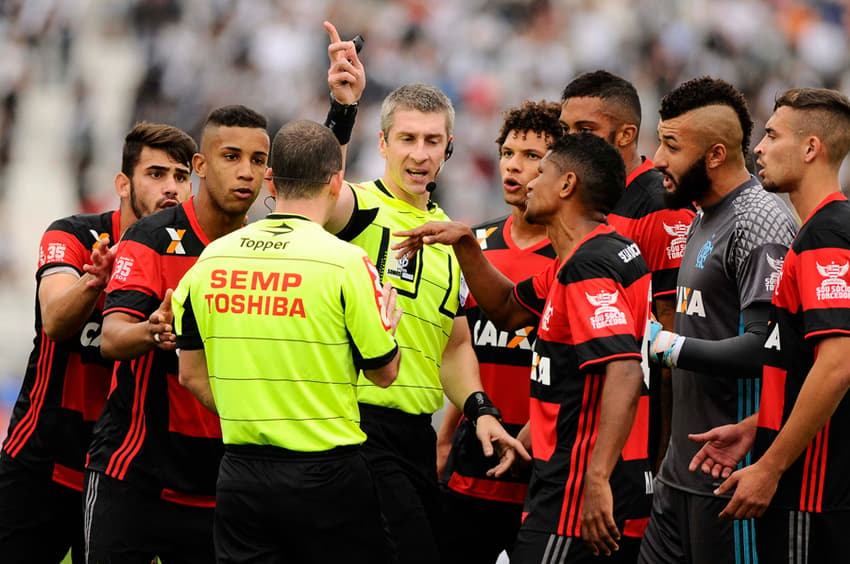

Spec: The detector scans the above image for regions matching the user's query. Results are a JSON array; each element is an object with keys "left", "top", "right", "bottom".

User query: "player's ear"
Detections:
[
  {"left": 114, "top": 172, "right": 130, "bottom": 198},
  {"left": 378, "top": 131, "right": 388, "bottom": 159},
  {"left": 264, "top": 168, "right": 277, "bottom": 198},
  {"left": 560, "top": 171, "right": 577, "bottom": 199},
  {"left": 616, "top": 123, "right": 638, "bottom": 148},
  {"left": 328, "top": 170, "right": 344, "bottom": 199},
  {"left": 803, "top": 135, "right": 821, "bottom": 164},
  {"left": 705, "top": 142, "right": 727, "bottom": 170},
  {"left": 192, "top": 153, "right": 206, "bottom": 178}
]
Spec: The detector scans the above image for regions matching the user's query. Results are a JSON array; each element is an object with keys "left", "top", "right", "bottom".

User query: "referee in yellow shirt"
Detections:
[{"left": 173, "top": 119, "right": 402, "bottom": 564}]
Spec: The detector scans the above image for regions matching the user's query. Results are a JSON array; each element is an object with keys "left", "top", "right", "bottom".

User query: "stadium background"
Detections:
[{"left": 0, "top": 0, "right": 848, "bottom": 500}]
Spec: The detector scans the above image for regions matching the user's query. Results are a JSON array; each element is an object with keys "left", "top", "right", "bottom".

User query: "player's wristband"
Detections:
[
  {"left": 324, "top": 94, "right": 358, "bottom": 145},
  {"left": 463, "top": 391, "right": 502, "bottom": 423}
]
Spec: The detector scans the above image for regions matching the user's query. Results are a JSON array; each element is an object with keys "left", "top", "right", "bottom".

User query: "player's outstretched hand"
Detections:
[
  {"left": 477, "top": 415, "right": 531, "bottom": 478},
  {"left": 688, "top": 420, "right": 756, "bottom": 479},
  {"left": 324, "top": 21, "right": 364, "bottom": 106},
  {"left": 715, "top": 461, "right": 780, "bottom": 520},
  {"left": 581, "top": 475, "right": 620, "bottom": 557},
  {"left": 149, "top": 289, "right": 177, "bottom": 351},
  {"left": 392, "top": 221, "right": 474, "bottom": 260},
  {"left": 83, "top": 236, "right": 115, "bottom": 290}
]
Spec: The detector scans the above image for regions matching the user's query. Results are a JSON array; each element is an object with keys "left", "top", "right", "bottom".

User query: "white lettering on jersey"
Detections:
[
  {"left": 676, "top": 286, "right": 706, "bottom": 317},
  {"left": 587, "top": 290, "right": 627, "bottom": 329},
  {"left": 764, "top": 322, "right": 781, "bottom": 351},
  {"left": 541, "top": 303, "right": 554, "bottom": 332},
  {"left": 664, "top": 222, "right": 689, "bottom": 260},
  {"left": 111, "top": 256, "right": 134, "bottom": 283},
  {"left": 80, "top": 321, "right": 102, "bottom": 348},
  {"left": 473, "top": 320, "right": 533, "bottom": 350},
  {"left": 764, "top": 254, "right": 784, "bottom": 293},
  {"left": 618, "top": 243, "right": 641, "bottom": 263},
  {"left": 816, "top": 261, "right": 850, "bottom": 300},
  {"left": 531, "top": 352, "right": 550, "bottom": 386}
]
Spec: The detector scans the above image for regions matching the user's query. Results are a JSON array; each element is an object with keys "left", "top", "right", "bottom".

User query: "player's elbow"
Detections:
[
  {"left": 364, "top": 352, "right": 400, "bottom": 388},
  {"left": 42, "top": 317, "right": 76, "bottom": 342}
]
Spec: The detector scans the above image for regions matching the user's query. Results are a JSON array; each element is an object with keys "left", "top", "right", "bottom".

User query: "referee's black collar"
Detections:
[
  {"left": 374, "top": 178, "right": 438, "bottom": 212},
  {"left": 263, "top": 213, "right": 311, "bottom": 222}
]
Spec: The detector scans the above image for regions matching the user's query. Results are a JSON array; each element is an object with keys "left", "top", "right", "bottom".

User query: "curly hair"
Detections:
[
  {"left": 495, "top": 100, "right": 563, "bottom": 147},
  {"left": 659, "top": 76, "right": 753, "bottom": 154}
]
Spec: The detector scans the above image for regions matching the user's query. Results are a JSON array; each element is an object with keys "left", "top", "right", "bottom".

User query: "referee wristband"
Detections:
[
  {"left": 324, "top": 93, "right": 358, "bottom": 145},
  {"left": 463, "top": 391, "right": 502, "bottom": 424}
]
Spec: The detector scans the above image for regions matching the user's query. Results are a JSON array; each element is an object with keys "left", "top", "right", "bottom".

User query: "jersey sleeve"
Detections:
[
  {"left": 515, "top": 259, "right": 559, "bottom": 317},
  {"left": 731, "top": 200, "right": 796, "bottom": 309},
  {"left": 173, "top": 265, "right": 204, "bottom": 350},
  {"left": 797, "top": 236, "right": 850, "bottom": 341},
  {"left": 104, "top": 228, "right": 163, "bottom": 319},
  {"left": 342, "top": 252, "right": 398, "bottom": 370},
  {"left": 637, "top": 208, "right": 694, "bottom": 298},
  {"left": 37, "top": 219, "right": 95, "bottom": 279},
  {"left": 562, "top": 256, "right": 649, "bottom": 373}
]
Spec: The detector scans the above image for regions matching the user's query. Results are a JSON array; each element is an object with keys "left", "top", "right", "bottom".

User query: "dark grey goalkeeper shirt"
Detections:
[{"left": 658, "top": 178, "right": 797, "bottom": 496}]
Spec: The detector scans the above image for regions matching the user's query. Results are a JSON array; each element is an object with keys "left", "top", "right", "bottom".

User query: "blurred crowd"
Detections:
[{"left": 0, "top": 0, "right": 848, "bottom": 223}]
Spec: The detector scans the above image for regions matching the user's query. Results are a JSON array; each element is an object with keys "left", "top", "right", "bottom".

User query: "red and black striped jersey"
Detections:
[
  {"left": 2, "top": 211, "right": 118, "bottom": 491},
  {"left": 519, "top": 224, "right": 653, "bottom": 538},
  {"left": 756, "top": 192, "right": 850, "bottom": 513},
  {"left": 443, "top": 215, "right": 557, "bottom": 504},
  {"left": 86, "top": 198, "right": 222, "bottom": 507},
  {"left": 607, "top": 158, "right": 694, "bottom": 300}
]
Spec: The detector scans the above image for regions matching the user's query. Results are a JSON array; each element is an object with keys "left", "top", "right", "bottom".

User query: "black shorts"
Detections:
[
  {"left": 214, "top": 444, "right": 389, "bottom": 564},
  {"left": 638, "top": 479, "right": 757, "bottom": 564},
  {"left": 0, "top": 452, "right": 83, "bottom": 563},
  {"left": 359, "top": 403, "right": 441, "bottom": 564},
  {"left": 511, "top": 529, "right": 641, "bottom": 564},
  {"left": 439, "top": 486, "right": 523, "bottom": 564},
  {"left": 756, "top": 507, "right": 850, "bottom": 564},
  {"left": 83, "top": 470, "right": 214, "bottom": 564}
]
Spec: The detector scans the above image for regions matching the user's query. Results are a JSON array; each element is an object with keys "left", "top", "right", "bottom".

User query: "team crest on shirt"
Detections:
[
  {"left": 165, "top": 228, "right": 187, "bottom": 255},
  {"left": 386, "top": 251, "right": 417, "bottom": 283},
  {"left": 695, "top": 236, "right": 714, "bottom": 269},
  {"left": 663, "top": 222, "right": 689, "bottom": 260},
  {"left": 587, "top": 290, "right": 627, "bottom": 329},
  {"left": 764, "top": 254, "right": 784, "bottom": 293},
  {"left": 815, "top": 261, "right": 850, "bottom": 300}
]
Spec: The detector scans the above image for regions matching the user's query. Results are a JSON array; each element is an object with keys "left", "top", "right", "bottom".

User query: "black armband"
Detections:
[
  {"left": 463, "top": 391, "right": 502, "bottom": 423},
  {"left": 324, "top": 94, "right": 358, "bottom": 145}
]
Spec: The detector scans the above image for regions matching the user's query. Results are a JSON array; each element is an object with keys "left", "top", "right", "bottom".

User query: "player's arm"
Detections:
[
  {"left": 394, "top": 221, "right": 536, "bottom": 330},
  {"left": 716, "top": 336, "right": 850, "bottom": 519},
  {"left": 650, "top": 301, "right": 771, "bottom": 375},
  {"left": 440, "top": 316, "right": 530, "bottom": 476},
  {"left": 653, "top": 295, "right": 675, "bottom": 470},
  {"left": 101, "top": 290, "right": 177, "bottom": 360},
  {"left": 436, "top": 401, "right": 462, "bottom": 476},
  {"left": 581, "top": 358, "right": 643, "bottom": 556},
  {"left": 361, "top": 283, "right": 401, "bottom": 388},
  {"left": 322, "top": 20, "right": 362, "bottom": 235},
  {"left": 178, "top": 349, "right": 217, "bottom": 414},
  {"left": 39, "top": 237, "right": 115, "bottom": 341}
]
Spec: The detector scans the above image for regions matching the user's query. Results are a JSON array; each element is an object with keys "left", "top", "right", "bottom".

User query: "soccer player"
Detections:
[
  {"left": 83, "top": 105, "right": 269, "bottom": 562},
  {"left": 0, "top": 123, "right": 195, "bottom": 564},
  {"left": 436, "top": 100, "right": 562, "bottom": 563},
  {"left": 560, "top": 71, "right": 696, "bottom": 471},
  {"left": 639, "top": 77, "right": 798, "bottom": 564},
  {"left": 321, "top": 23, "right": 528, "bottom": 564},
  {"left": 397, "top": 133, "right": 654, "bottom": 562},
  {"left": 174, "top": 119, "right": 402, "bottom": 564},
  {"left": 688, "top": 88, "right": 850, "bottom": 562}
]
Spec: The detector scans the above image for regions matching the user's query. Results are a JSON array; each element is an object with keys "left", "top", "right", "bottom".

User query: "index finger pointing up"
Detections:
[{"left": 324, "top": 21, "right": 341, "bottom": 46}]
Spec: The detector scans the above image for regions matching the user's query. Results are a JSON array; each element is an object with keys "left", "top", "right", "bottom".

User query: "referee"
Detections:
[{"left": 173, "top": 119, "right": 401, "bottom": 564}]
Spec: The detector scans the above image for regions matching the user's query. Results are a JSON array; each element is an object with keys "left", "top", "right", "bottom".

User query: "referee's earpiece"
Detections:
[{"left": 445, "top": 138, "right": 454, "bottom": 161}]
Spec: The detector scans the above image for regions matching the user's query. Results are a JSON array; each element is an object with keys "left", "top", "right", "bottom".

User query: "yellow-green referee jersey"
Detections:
[
  {"left": 337, "top": 180, "right": 462, "bottom": 415},
  {"left": 172, "top": 213, "right": 398, "bottom": 452}
]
